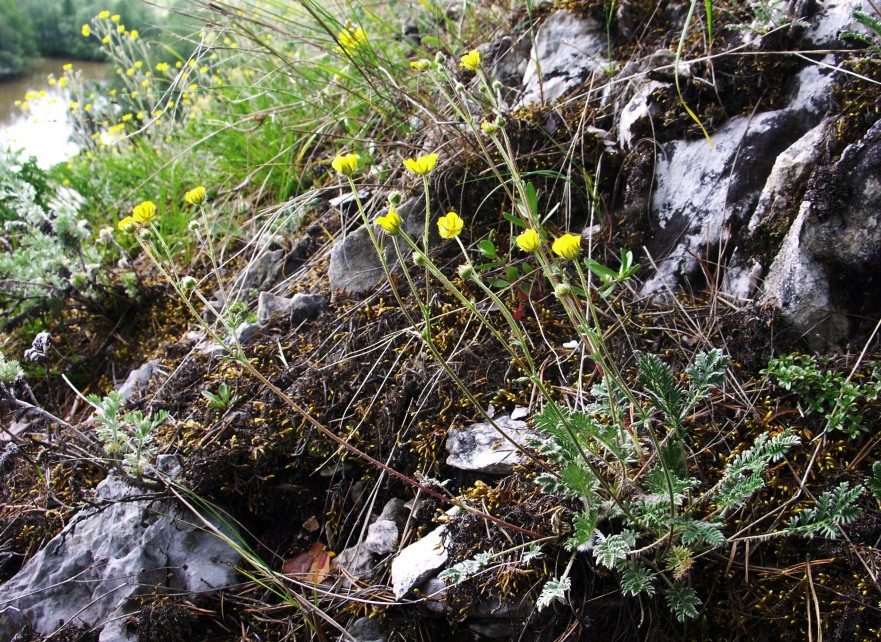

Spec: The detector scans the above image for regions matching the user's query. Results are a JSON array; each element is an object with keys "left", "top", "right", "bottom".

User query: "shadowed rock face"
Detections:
[
  {"left": 762, "top": 118, "right": 881, "bottom": 350},
  {"left": 0, "top": 472, "right": 240, "bottom": 642}
]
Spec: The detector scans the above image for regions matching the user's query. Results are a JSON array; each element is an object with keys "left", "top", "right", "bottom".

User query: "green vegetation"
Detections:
[{"left": 1, "top": 1, "right": 881, "bottom": 640}]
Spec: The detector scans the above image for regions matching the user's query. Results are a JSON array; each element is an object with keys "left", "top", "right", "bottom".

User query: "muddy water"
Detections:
[{"left": 0, "top": 58, "right": 108, "bottom": 168}]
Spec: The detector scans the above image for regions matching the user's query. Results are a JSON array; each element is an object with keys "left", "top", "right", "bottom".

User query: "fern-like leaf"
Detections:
[
  {"left": 620, "top": 561, "right": 656, "bottom": 597},
  {"left": 679, "top": 519, "right": 726, "bottom": 548},
  {"left": 667, "top": 582, "right": 701, "bottom": 621},
  {"left": 536, "top": 576, "right": 570, "bottom": 610},
  {"left": 866, "top": 461, "right": 881, "bottom": 501},
  {"left": 565, "top": 509, "right": 599, "bottom": 551},
  {"left": 593, "top": 529, "right": 636, "bottom": 570},
  {"left": 788, "top": 482, "right": 864, "bottom": 539}
]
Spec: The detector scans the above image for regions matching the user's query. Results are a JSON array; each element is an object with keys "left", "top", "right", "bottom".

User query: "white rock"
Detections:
[
  {"left": 518, "top": 10, "right": 608, "bottom": 106},
  {"left": 446, "top": 414, "right": 532, "bottom": 474},
  {"left": 391, "top": 524, "right": 449, "bottom": 599},
  {"left": 0, "top": 473, "right": 240, "bottom": 639}
]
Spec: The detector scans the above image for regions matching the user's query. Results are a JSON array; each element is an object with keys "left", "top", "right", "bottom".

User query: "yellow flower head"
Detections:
[
  {"left": 129, "top": 29, "right": 139, "bottom": 40},
  {"left": 117, "top": 216, "right": 137, "bottom": 233},
  {"left": 81, "top": 24, "right": 91, "bottom": 37},
  {"left": 117, "top": 24, "right": 125, "bottom": 33},
  {"left": 438, "top": 211, "right": 464, "bottom": 240},
  {"left": 111, "top": 14, "right": 120, "bottom": 22},
  {"left": 516, "top": 229, "right": 541, "bottom": 252},
  {"left": 132, "top": 201, "right": 156, "bottom": 224},
  {"left": 98, "top": 10, "right": 110, "bottom": 19},
  {"left": 63, "top": 63, "right": 72, "bottom": 71},
  {"left": 376, "top": 205, "right": 402, "bottom": 235},
  {"left": 552, "top": 233, "right": 581, "bottom": 260},
  {"left": 460, "top": 50, "right": 481, "bottom": 71},
  {"left": 331, "top": 153, "right": 359, "bottom": 176},
  {"left": 184, "top": 186, "right": 207, "bottom": 205},
  {"left": 410, "top": 59, "right": 432, "bottom": 71},
  {"left": 337, "top": 25, "right": 367, "bottom": 52},
  {"left": 403, "top": 153, "right": 438, "bottom": 175}
]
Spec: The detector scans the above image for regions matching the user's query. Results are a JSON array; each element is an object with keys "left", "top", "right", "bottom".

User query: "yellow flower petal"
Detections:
[
  {"left": 376, "top": 206, "right": 402, "bottom": 235},
  {"left": 331, "top": 153, "right": 359, "bottom": 176},
  {"left": 132, "top": 201, "right": 156, "bottom": 224},
  {"left": 552, "top": 233, "right": 581, "bottom": 260},
  {"left": 402, "top": 153, "right": 438, "bottom": 175},
  {"left": 516, "top": 229, "right": 541, "bottom": 252},
  {"left": 460, "top": 50, "right": 481, "bottom": 71},
  {"left": 184, "top": 186, "right": 207, "bottom": 205},
  {"left": 437, "top": 212, "right": 464, "bottom": 239}
]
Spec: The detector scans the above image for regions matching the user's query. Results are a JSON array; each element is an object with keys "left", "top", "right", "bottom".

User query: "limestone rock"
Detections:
[
  {"left": 390, "top": 523, "right": 449, "bottom": 599},
  {"left": 328, "top": 225, "right": 386, "bottom": 295},
  {"left": 761, "top": 117, "right": 881, "bottom": 349},
  {"left": 639, "top": 61, "right": 833, "bottom": 297},
  {"left": 0, "top": 473, "right": 240, "bottom": 640},
  {"left": 446, "top": 414, "right": 532, "bottom": 474},
  {"left": 519, "top": 10, "right": 609, "bottom": 106},
  {"left": 233, "top": 248, "right": 287, "bottom": 294},
  {"left": 116, "top": 360, "right": 164, "bottom": 402},
  {"left": 288, "top": 293, "right": 326, "bottom": 326},
  {"left": 364, "top": 519, "right": 399, "bottom": 556}
]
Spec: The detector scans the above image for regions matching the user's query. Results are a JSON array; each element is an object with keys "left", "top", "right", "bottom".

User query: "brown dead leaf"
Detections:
[{"left": 282, "top": 542, "right": 334, "bottom": 585}]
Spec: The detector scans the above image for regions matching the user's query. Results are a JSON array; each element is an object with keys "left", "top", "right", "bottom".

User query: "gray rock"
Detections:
[
  {"left": 288, "top": 293, "right": 325, "bottom": 326},
  {"left": 328, "top": 225, "right": 387, "bottom": 295},
  {"left": 446, "top": 414, "right": 532, "bottom": 474},
  {"left": 334, "top": 543, "right": 378, "bottom": 584},
  {"left": 617, "top": 80, "right": 669, "bottom": 151},
  {"left": 233, "top": 248, "right": 287, "bottom": 294},
  {"left": 761, "top": 117, "right": 881, "bottom": 349},
  {"left": 347, "top": 616, "right": 386, "bottom": 642},
  {"left": 116, "top": 360, "right": 163, "bottom": 402},
  {"left": 639, "top": 61, "right": 833, "bottom": 297},
  {"left": 801, "top": 0, "right": 871, "bottom": 49},
  {"left": 0, "top": 473, "right": 240, "bottom": 640},
  {"left": 390, "top": 524, "right": 449, "bottom": 599},
  {"left": 234, "top": 321, "right": 263, "bottom": 345},
  {"left": 364, "top": 519, "right": 399, "bottom": 556},
  {"left": 328, "top": 197, "right": 426, "bottom": 295},
  {"left": 518, "top": 10, "right": 609, "bottom": 106},
  {"left": 257, "top": 292, "right": 295, "bottom": 324},
  {"left": 378, "top": 497, "right": 407, "bottom": 528},
  {"left": 419, "top": 576, "right": 450, "bottom": 614}
]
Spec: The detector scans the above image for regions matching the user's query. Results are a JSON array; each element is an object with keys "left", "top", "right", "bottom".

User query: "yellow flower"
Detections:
[
  {"left": 438, "top": 212, "right": 464, "bottom": 239},
  {"left": 63, "top": 63, "right": 72, "bottom": 71},
  {"left": 111, "top": 14, "right": 120, "bottom": 22},
  {"left": 156, "top": 62, "right": 169, "bottom": 72},
  {"left": 117, "top": 25, "right": 125, "bottom": 33},
  {"left": 460, "top": 50, "right": 481, "bottom": 71},
  {"left": 102, "top": 35, "right": 110, "bottom": 44},
  {"left": 81, "top": 24, "right": 90, "bottom": 37},
  {"left": 132, "top": 201, "right": 156, "bottom": 224},
  {"left": 98, "top": 10, "right": 110, "bottom": 19},
  {"left": 552, "top": 233, "right": 581, "bottom": 260},
  {"left": 410, "top": 59, "right": 432, "bottom": 71},
  {"left": 117, "top": 216, "right": 137, "bottom": 233},
  {"left": 121, "top": 113, "right": 133, "bottom": 121},
  {"left": 331, "top": 153, "right": 359, "bottom": 176},
  {"left": 337, "top": 25, "right": 367, "bottom": 52},
  {"left": 129, "top": 29, "right": 139, "bottom": 40},
  {"left": 516, "top": 229, "right": 541, "bottom": 252},
  {"left": 184, "top": 186, "right": 207, "bottom": 205},
  {"left": 403, "top": 153, "right": 438, "bottom": 175},
  {"left": 376, "top": 206, "right": 402, "bottom": 235}
]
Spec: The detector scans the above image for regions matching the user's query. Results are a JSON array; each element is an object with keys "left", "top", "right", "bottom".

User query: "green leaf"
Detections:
[
  {"left": 502, "top": 211, "right": 528, "bottom": 229},
  {"left": 593, "top": 529, "right": 636, "bottom": 570},
  {"left": 565, "top": 508, "right": 600, "bottom": 551},
  {"left": 788, "top": 482, "right": 864, "bottom": 539},
  {"left": 620, "top": 561, "right": 656, "bottom": 597},
  {"left": 679, "top": 519, "right": 726, "bottom": 548},
  {"left": 536, "top": 576, "right": 570, "bottom": 610},
  {"left": 667, "top": 582, "right": 701, "bottom": 621},
  {"left": 478, "top": 238, "right": 496, "bottom": 260},
  {"left": 866, "top": 461, "right": 881, "bottom": 501}
]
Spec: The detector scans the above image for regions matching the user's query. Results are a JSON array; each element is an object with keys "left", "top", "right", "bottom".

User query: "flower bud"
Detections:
[
  {"left": 554, "top": 283, "right": 571, "bottom": 298},
  {"left": 457, "top": 263, "right": 475, "bottom": 280},
  {"left": 387, "top": 190, "right": 402, "bottom": 206},
  {"left": 412, "top": 251, "right": 427, "bottom": 266},
  {"left": 181, "top": 276, "right": 198, "bottom": 291}
]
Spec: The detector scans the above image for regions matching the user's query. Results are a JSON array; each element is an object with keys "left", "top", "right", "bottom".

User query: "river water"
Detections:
[{"left": 0, "top": 59, "right": 108, "bottom": 168}]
